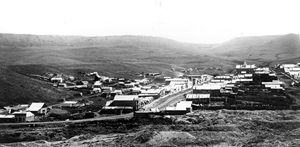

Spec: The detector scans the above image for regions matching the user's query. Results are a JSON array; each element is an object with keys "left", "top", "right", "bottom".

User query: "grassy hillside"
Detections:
[
  {"left": 0, "top": 33, "right": 228, "bottom": 107},
  {"left": 0, "top": 65, "right": 76, "bottom": 107},
  {"left": 204, "top": 34, "right": 300, "bottom": 65},
  {"left": 1, "top": 33, "right": 298, "bottom": 107}
]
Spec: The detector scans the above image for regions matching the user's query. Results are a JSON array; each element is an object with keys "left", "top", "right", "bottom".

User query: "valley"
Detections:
[{"left": 0, "top": 33, "right": 300, "bottom": 146}]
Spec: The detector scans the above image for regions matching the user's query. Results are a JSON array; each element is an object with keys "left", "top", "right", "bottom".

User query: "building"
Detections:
[
  {"left": 185, "top": 74, "right": 212, "bottom": 86},
  {"left": 27, "top": 103, "right": 48, "bottom": 115},
  {"left": 186, "top": 94, "right": 211, "bottom": 104},
  {"left": 252, "top": 73, "right": 278, "bottom": 83},
  {"left": 131, "top": 87, "right": 141, "bottom": 94},
  {"left": 165, "top": 78, "right": 189, "bottom": 88},
  {"left": 101, "top": 87, "right": 113, "bottom": 93},
  {"left": 255, "top": 68, "right": 271, "bottom": 74},
  {"left": 13, "top": 111, "right": 35, "bottom": 123},
  {"left": 236, "top": 61, "right": 256, "bottom": 74},
  {"left": 101, "top": 95, "right": 139, "bottom": 114},
  {"left": 164, "top": 107, "right": 188, "bottom": 115},
  {"left": 262, "top": 80, "right": 284, "bottom": 90},
  {"left": 50, "top": 77, "right": 63, "bottom": 83},
  {"left": 4, "top": 104, "right": 29, "bottom": 114},
  {"left": 280, "top": 64, "right": 297, "bottom": 69},
  {"left": 193, "top": 84, "right": 221, "bottom": 97},
  {"left": 110, "top": 95, "right": 139, "bottom": 109},
  {"left": 139, "top": 89, "right": 163, "bottom": 99},
  {"left": 0, "top": 115, "right": 15, "bottom": 123},
  {"left": 176, "top": 101, "right": 193, "bottom": 112}
]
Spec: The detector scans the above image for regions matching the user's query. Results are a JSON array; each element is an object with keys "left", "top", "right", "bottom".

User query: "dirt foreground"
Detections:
[{"left": 2, "top": 110, "right": 300, "bottom": 146}]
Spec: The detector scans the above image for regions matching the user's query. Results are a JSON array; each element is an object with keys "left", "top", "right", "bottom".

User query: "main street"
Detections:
[{"left": 143, "top": 88, "right": 192, "bottom": 110}]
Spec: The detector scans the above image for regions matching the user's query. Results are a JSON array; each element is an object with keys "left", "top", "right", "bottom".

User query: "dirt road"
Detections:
[{"left": 143, "top": 88, "right": 192, "bottom": 110}]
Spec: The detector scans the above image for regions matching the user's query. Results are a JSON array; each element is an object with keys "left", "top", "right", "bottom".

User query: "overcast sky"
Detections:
[{"left": 0, "top": 0, "right": 299, "bottom": 43}]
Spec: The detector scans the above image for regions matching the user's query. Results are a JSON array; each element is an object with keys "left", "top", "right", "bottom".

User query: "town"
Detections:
[{"left": 0, "top": 61, "right": 300, "bottom": 123}]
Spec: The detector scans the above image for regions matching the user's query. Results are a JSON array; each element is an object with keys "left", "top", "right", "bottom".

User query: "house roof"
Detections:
[
  {"left": 113, "top": 95, "right": 138, "bottom": 101},
  {"left": 13, "top": 111, "right": 34, "bottom": 117},
  {"left": 176, "top": 101, "right": 192, "bottom": 108},
  {"left": 186, "top": 94, "right": 210, "bottom": 99},
  {"left": 193, "top": 85, "right": 221, "bottom": 90},
  {"left": 64, "top": 101, "right": 77, "bottom": 104},
  {"left": 262, "top": 80, "right": 283, "bottom": 85},
  {"left": 27, "top": 103, "right": 46, "bottom": 111},
  {"left": 0, "top": 114, "right": 15, "bottom": 118},
  {"left": 4, "top": 105, "right": 29, "bottom": 111},
  {"left": 165, "top": 107, "right": 186, "bottom": 111}
]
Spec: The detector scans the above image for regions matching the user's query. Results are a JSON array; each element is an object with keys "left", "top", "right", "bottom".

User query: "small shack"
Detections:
[{"left": 13, "top": 111, "right": 35, "bottom": 123}]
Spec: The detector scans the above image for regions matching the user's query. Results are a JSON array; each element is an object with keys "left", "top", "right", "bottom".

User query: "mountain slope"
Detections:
[
  {"left": 205, "top": 34, "right": 300, "bottom": 64},
  {"left": 0, "top": 33, "right": 225, "bottom": 107}
]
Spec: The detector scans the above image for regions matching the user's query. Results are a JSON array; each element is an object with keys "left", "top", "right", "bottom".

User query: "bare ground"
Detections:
[{"left": 2, "top": 110, "right": 300, "bottom": 146}]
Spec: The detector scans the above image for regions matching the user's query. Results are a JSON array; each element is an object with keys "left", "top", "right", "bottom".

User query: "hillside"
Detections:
[
  {"left": 0, "top": 33, "right": 228, "bottom": 107},
  {"left": 1, "top": 33, "right": 298, "bottom": 107},
  {"left": 0, "top": 65, "right": 76, "bottom": 107},
  {"left": 204, "top": 33, "right": 300, "bottom": 65}
]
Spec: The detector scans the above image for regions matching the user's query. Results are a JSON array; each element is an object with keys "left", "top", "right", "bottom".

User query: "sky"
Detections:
[{"left": 0, "top": 0, "right": 299, "bottom": 44}]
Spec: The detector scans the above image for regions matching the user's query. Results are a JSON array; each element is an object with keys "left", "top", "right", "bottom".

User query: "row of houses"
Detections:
[
  {"left": 0, "top": 98, "right": 94, "bottom": 123},
  {"left": 100, "top": 77, "right": 193, "bottom": 114},
  {"left": 278, "top": 63, "right": 300, "bottom": 80},
  {"left": 0, "top": 103, "right": 48, "bottom": 123},
  {"left": 183, "top": 62, "right": 286, "bottom": 108}
]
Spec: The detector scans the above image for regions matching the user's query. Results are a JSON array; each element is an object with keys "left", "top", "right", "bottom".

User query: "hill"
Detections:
[
  {"left": 204, "top": 33, "right": 300, "bottom": 65},
  {"left": 1, "top": 33, "right": 298, "bottom": 107},
  {"left": 0, "top": 33, "right": 229, "bottom": 107}
]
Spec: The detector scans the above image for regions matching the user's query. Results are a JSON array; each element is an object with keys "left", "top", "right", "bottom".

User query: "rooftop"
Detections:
[
  {"left": 27, "top": 102, "right": 46, "bottom": 111},
  {"left": 113, "top": 95, "right": 138, "bottom": 101},
  {"left": 13, "top": 111, "right": 35, "bottom": 117},
  {"left": 0, "top": 114, "right": 15, "bottom": 118},
  {"left": 186, "top": 94, "right": 210, "bottom": 99}
]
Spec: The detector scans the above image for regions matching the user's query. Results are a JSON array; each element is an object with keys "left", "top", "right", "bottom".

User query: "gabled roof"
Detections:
[
  {"left": 13, "top": 111, "right": 34, "bottom": 117},
  {"left": 27, "top": 103, "right": 46, "bottom": 111},
  {"left": 4, "top": 104, "right": 29, "bottom": 111}
]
